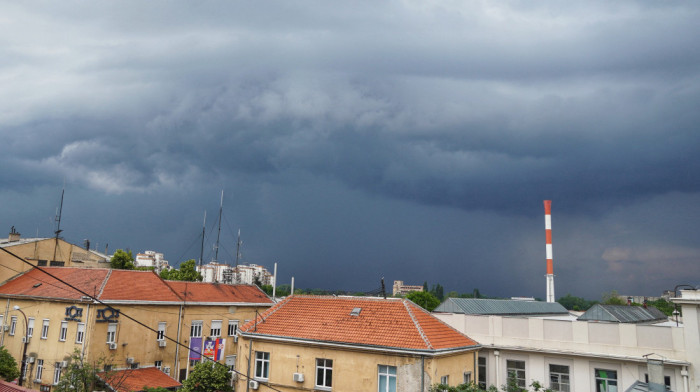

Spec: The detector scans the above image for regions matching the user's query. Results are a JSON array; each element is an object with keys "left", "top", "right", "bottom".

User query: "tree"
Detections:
[
  {"left": 557, "top": 294, "right": 597, "bottom": 311},
  {"left": 110, "top": 249, "right": 135, "bottom": 270},
  {"left": 182, "top": 362, "right": 233, "bottom": 392},
  {"left": 0, "top": 346, "right": 19, "bottom": 381},
  {"left": 406, "top": 291, "right": 441, "bottom": 311},
  {"left": 160, "top": 259, "right": 203, "bottom": 282},
  {"left": 54, "top": 349, "right": 109, "bottom": 392},
  {"left": 602, "top": 290, "right": 626, "bottom": 305},
  {"left": 647, "top": 298, "right": 675, "bottom": 316}
]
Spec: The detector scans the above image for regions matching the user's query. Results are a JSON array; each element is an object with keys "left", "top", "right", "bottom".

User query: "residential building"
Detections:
[
  {"left": 0, "top": 229, "right": 108, "bottom": 284},
  {"left": 393, "top": 280, "right": 424, "bottom": 296},
  {"left": 236, "top": 295, "right": 480, "bottom": 392},
  {"left": 198, "top": 262, "right": 272, "bottom": 285},
  {"left": 434, "top": 298, "right": 693, "bottom": 392},
  {"left": 134, "top": 250, "right": 170, "bottom": 274},
  {"left": 0, "top": 267, "right": 273, "bottom": 390},
  {"left": 672, "top": 289, "right": 700, "bottom": 392}
]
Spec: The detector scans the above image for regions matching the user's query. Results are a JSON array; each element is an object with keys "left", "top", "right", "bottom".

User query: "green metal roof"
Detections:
[
  {"left": 433, "top": 298, "right": 569, "bottom": 315},
  {"left": 577, "top": 304, "right": 668, "bottom": 323}
]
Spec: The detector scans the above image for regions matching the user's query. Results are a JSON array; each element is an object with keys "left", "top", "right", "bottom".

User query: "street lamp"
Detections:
[{"left": 12, "top": 305, "right": 28, "bottom": 387}]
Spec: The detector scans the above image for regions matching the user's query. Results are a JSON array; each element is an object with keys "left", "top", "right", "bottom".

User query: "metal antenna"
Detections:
[
  {"left": 52, "top": 187, "right": 65, "bottom": 262},
  {"left": 199, "top": 211, "right": 206, "bottom": 268},
  {"left": 213, "top": 190, "right": 223, "bottom": 263}
]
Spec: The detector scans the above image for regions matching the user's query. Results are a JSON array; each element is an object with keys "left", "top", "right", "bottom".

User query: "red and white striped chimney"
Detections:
[{"left": 544, "top": 200, "right": 555, "bottom": 303}]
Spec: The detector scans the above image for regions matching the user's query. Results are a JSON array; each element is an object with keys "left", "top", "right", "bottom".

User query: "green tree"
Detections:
[
  {"left": 160, "top": 259, "right": 203, "bottom": 282},
  {"left": 260, "top": 285, "right": 273, "bottom": 296},
  {"left": 0, "top": 346, "right": 19, "bottom": 381},
  {"left": 406, "top": 291, "right": 441, "bottom": 311},
  {"left": 276, "top": 284, "right": 291, "bottom": 297},
  {"left": 110, "top": 249, "right": 135, "bottom": 270},
  {"left": 54, "top": 349, "right": 107, "bottom": 392},
  {"left": 557, "top": 294, "right": 597, "bottom": 311},
  {"left": 647, "top": 298, "right": 675, "bottom": 316},
  {"left": 602, "top": 290, "right": 626, "bottom": 305},
  {"left": 182, "top": 362, "right": 233, "bottom": 392}
]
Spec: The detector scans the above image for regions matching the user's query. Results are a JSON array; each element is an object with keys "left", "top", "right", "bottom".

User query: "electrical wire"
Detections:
[{"left": 0, "top": 246, "right": 282, "bottom": 392}]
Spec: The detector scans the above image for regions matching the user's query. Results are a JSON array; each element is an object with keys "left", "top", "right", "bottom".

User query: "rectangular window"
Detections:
[
  {"left": 76, "top": 323, "right": 85, "bottom": 344},
  {"left": 27, "top": 318, "right": 34, "bottom": 337},
  {"left": 107, "top": 323, "right": 117, "bottom": 343},
  {"left": 595, "top": 369, "right": 617, "bottom": 392},
  {"left": 59, "top": 321, "right": 68, "bottom": 341},
  {"left": 316, "top": 358, "right": 333, "bottom": 388},
  {"left": 10, "top": 316, "right": 17, "bottom": 336},
  {"left": 189, "top": 359, "right": 199, "bottom": 368},
  {"left": 155, "top": 361, "right": 162, "bottom": 370},
  {"left": 507, "top": 360, "right": 526, "bottom": 388},
  {"left": 53, "top": 363, "right": 62, "bottom": 385},
  {"left": 478, "top": 357, "right": 486, "bottom": 389},
  {"left": 130, "top": 362, "right": 139, "bottom": 369},
  {"left": 549, "top": 364, "right": 570, "bottom": 392},
  {"left": 35, "top": 359, "right": 44, "bottom": 382},
  {"left": 441, "top": 375, "right": 449, "bottom": 385},
  {"left": 157, "top": 322, "right": 166, "bottom": 340},
  {"left": 254, "top": 351, "right": 270, "bottom": 380},
  {"left": 644, "top": 374, "right": 671, "bottom": 389},
  {"left": 228, "top": 320, "right": 238, "bottom": 336},
  {"left": 210, "top": 320, "right": 222, "bottom": 337},
  {"left": 41, "top": 319, "right": 49, "bottom": 339},
  {"left": 191, "top": 321, "right": 202, "bottom": 337},
  {"left": 378, "top": 365, "right": 397, "bottom": 392},
  {"left": 37, "top": 260, "right": 48, "bottom": 266},
  {"left": 464, "top": 372, "right": 472, "bottom": 384}
]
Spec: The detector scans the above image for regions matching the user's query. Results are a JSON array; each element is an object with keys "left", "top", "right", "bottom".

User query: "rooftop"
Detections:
[
  {"left": 577, "top": 304, "right": 668, "bottom": 323},
  {"left": 434, "top": 297, "right": 569, "bottom": 316},
  {"left": 97, "top": 367, "right": 181, "bottom": 392},
  {"left": 240, "top": 295, "right": 479, "bottom": 354}
]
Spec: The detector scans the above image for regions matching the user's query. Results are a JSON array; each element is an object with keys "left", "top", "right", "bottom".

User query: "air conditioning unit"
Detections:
[
  {"left": 248, "top": 380, "right": 259, "bottom": 390},
  {"left": 26, "top": 357, "right": 35, "bottom": 364},
  {"left": 163, "top": 366, "right": 170, "bottom": 375},
  {"left": 230, "top": 373, "right": 238, "bottom": 381},
  {"left": 60, "top": 361, "right": 68, "bottom": 368},
  {"left": 126, "top": 357, "right": 135, "bottom": 364},
  {"left": 158, "top": 340, "right": 166, "bottom": 347},
  {"left": 293, "top": 373, "right": 304, "bottom": 382},
  {"left": 3, "top": 325, "right": 8, "bottom": 332},
  {"left": 21, "top": 336, "right": 29, "bottom": 343},
  {"left": 108, "top": 342, "right": 117, "bottom": 350}
]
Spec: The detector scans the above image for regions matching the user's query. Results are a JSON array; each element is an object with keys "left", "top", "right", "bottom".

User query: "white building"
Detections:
[
  {"left": 134, "top": 250, "right": 170, "bottom": 273},
  {"left": 434, "top": 297, "right": 695, "bottom": 392},
  {"left": 197, "top": 262, "right": 273, "bottom": 285}
]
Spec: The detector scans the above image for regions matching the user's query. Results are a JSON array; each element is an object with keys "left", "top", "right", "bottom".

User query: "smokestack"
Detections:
[{"left": 544, "top": 200, "right": 555, "bottom": 303}]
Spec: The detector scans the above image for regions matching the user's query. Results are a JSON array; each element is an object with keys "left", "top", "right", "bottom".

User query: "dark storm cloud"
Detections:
[{"left": 1, "top": 1, "right": 699, "bottom": 298}]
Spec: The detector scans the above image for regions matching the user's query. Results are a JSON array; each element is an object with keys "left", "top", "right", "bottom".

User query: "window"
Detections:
[
  {"left": 210, "top": 320, "right": 222, "bottom": 337},
  {"left": 228, "top": 320, "right": 238, "bottom": 336},
  {"left": 76, "top": 323, "right": 85, "bottom": 344},
  {"left": 130, "top": 362, "right": 139, "bottom": 369},
  {"left": 644, "top": 374, "right": 671, "bottom": 389},
  {"left": 464, "top": 372, "right": 472, "bottom": 384},
  {"left": 595, "top": 369, "right": 617, "bottom": 392},
  {"left": 254, "top": 351, "right": 270, "bottom": 380},
  {"left": 53, "top": 363, "right": 62, "bottom": 385},
  {"left": 155, "top": 361, "right": 162, "bottom": 370},
  {"left": 507, "top": 360, "right": 526, "bottom": 388},
  {"left": 378, "top": 365, "right": 397, "bottom": 392},
  {"left": 104, "top": 365, "right": 112, "bottom": 372},
  {"left": 548, "top": 364, "right": 570, "bottom": 392},
  {"left": 59, "top": 321, "right": 68, "bottom": 341},
  {"left": 107, "top": 323, "right": 117, "bottom": 343},
  {"left": 316, "top": 358, "right": 333, "bottom": 388},
  {"left": 10, "top": 316, "right": 17, "bottom": 336},
  {"left": 27, "top": 318, "right": 34, "bottom": 337},
  {"left": 157, "top": 322, "right": 166, "bottom": 341},
  {"left": 35, "top": 359, "right": 44, "bottom": 382},
  {"left": 37, "top": 260, "right": 47, "bottom": 266},
  {"left": 226, "top": 355, "right": 237, "bottom": 386},
  {"left": 41, "top": 319, "right": 49, "bottom": 339},
  {"left": 478, "top": 357, "right": 486, "bottom": 389},
  {"left": 189, "top": 359, "right": 199, "bottom": 368},
  {"left": 191, "top": 321, "right": 202, "bottom": 337},
  {"left": 441, "top": 375, "right": 449, "bottom": 385}
]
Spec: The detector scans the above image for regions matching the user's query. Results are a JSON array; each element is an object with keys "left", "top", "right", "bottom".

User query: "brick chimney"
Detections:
[{"left": 8, "top": 226, "right": 20, "bottom": 242}]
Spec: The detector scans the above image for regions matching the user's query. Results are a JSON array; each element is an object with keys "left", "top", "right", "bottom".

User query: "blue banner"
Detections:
[{"left": 189, "top": 337, "right": 202, "bottom": 360}]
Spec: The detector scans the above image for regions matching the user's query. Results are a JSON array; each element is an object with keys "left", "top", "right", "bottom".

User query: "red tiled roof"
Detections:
[
  {"left": 100, "top": 270, "right": 181, "bottom": 302},
  {"left": 240, "top": 296, "right": 479, "bottom": 352},
  {"left": 0, "top": 380, "right": 35, "bottom": 392},
  {"left": 0, "top": 267, "right": 109, "bottom": 300},
  {"left": 98, "top": 367, "right": 181, "bottom": 392},
  {"left": 166, "top": 281, "right": 273, "bottom": 304}
]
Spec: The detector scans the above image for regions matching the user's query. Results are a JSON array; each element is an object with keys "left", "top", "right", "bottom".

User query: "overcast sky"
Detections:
[{"left": 1, "top": 1, "right": 699, "bottom": 300}]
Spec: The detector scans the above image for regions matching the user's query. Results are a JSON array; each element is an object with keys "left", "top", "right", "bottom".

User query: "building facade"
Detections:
[
  {"left": 392, "top": 281, "right": 424, "bottom": 296},
  {"left": 198, "top": 263, "right": 273, "bottom": 286},
  {"left": 134, "top": 251, "right": 171, "bottom": 274}
]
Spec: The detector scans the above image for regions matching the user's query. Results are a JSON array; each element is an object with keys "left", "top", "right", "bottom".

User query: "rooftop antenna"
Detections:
[
  {"left": 381, "top": 277, "right": 386, "bottom": 299},
  {"left": 235, "top": 229, "right": 242, "bottom": 268},
  {"left": 213, "top": 190, "right": 223, "bottom": 263},
  {"left": 199, "top": 211, "right": 206, "bottom": 268},
  {"left": 52, "top": 186, "right": 65, "bottom": 262}
]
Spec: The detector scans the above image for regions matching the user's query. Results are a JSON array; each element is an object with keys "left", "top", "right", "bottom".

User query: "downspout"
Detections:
[
  {"left": 421, "top": 355, "right": 425, "bottom": 392},
  {"left": 246, "top": 336, "right": 253, "bottom": 392},
  {"left": 174, "top": 304, "right": 183, "bottom": 379},
  {"left": 1, "top": 299, "right": 9, "bottom": 346},
  {"left": 494, "top": 350, "right": 500, "bottom": 388},
  {"left": 81, "top": 303, "right": 91, "bottom": 360},
  {"left": 473, "top": 351, "right": 477, "bottom": 385},
  {"left": 681, "top": 366, "right": 689, "bottom": 392}
]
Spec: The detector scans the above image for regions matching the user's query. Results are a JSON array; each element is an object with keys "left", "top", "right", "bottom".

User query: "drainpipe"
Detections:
[
  {"left": 1, "top": 299, "right": 9, "bottom": 347},
  {"left": 246, "top": 337, "right": 253, "bottom": 392},
  {"left": 494, "top": 349, "right": 500, "bottom": 387},
  {"left": 681, "top": 366, "right": 689, "bottom": 392},
  {"left": 421, "top": 355, "right": 425, "bottom": 392},
  {"left": 174, "top": 304, "right": 183, "bottom": 378}
]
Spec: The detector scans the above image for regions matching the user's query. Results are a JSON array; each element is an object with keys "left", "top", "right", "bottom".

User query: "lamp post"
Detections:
[{"left": 12, "top": 305, "right": 28, "bottom": 386}]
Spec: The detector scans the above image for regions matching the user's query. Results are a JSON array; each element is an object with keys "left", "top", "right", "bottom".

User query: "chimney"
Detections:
[
  {"left": 544, "top": 200, "right": 555, "bottom": 303},
  {"left": 84, "top": 239, "right": 90, "bottom": 251},
  {"left": 8, "top": 226, "right": 20, "bottom": 242},
  {"left": 647, "top": 358, "right": 665, "bottom": 392}
]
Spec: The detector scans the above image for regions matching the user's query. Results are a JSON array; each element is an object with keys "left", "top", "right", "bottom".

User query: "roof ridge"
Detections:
[
  {"left": 402, "top": 299, "right": 433, "bottom": 350},
  {"left": 96, "top": 269, "right": 112, "bottom": 300}
]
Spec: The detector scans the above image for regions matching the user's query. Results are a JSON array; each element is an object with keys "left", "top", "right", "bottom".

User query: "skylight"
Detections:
[{"left": 350, "top": 307, "right": 362, "bottom": 316}]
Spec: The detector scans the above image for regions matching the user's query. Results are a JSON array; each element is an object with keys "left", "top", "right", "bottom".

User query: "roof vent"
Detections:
[
  {"left": 350, "top": 307, "right": 362, "bottom": 316},
  {"left": 32, "top": 283, "right": 42, "bottom": 288}
]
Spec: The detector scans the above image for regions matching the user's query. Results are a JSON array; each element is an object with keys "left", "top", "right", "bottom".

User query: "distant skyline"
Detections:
[{"left": 1, "top": 1, "right": 699, "bottom": 300}]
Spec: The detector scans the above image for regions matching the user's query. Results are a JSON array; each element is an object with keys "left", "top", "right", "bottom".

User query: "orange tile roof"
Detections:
[
  {"left": 100, "top": 270, "right": 181, "bottom": 302},
  {"left": 97, "top": 367, "right": 181, "bottom": 392},
  {"left": 0, "top": 267, "right": 109, "bottom": 300},
  {"left": 166, "top": 281, "right": 273, "bottom": 304},
  {"left": 240, "top": 296, "right": 479, "bottom": 352},
  {"left": 0, "top": 380, "right": 35, "bottom": 392}
]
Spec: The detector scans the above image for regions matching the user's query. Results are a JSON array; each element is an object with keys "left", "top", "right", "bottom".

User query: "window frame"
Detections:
[
  {"left": 506, "top": 359, "right": 527, "bottom": 388},
  {"left": 378, "top": 365, "right": 397, "bottom": 392},
  {"left": 41, "top": 319, "right": 50, "bottom": 339},
  {"left": 106, "top": 323, "right": 117, "bottom": 343},
  {"left": 594, "top": 368, "right": 618, "bottom": 392},
  {"left": 315, "top": 358, "right": 333, "bottom": 389},
  {"left": 157, "top": 322, "right": 166, "bottom": 341},
  {"left": 549, "top": 364, "right": 570, "bottom": 392},
  {"left": 35, "top": 359, "right": 44, "bottom": 382},
  {"left": 441, "top": 375, "right": 449, "bottom": 385},
  {"left": 27, "top": 317, "right": 34, "bottom": 337},
  {"left": 254, "top": 351, "right": 270, "bottom": 380},
  {"left": 76, "top": 323, "right": 85, "bottom": 344},
  {"left": 59, "top": 321, "right": 68, "bottom": 342},
  {"left": 191, "top": 320, "right": 203, "bottom": 338},
  {"left": 53, "top": 363, "right": 62, "bottom": 385},
  {"left": 228, "top": 320, "right": 239, "bottom": 336},
  {"left": 210, "top": 320, "right": 222, "bottom": 338},
  {"left": 10, "top": 316, "right": 17, "bottom": 336},
  {"left": 463, "top": 371, "right": 472, "bottom": 385}
]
